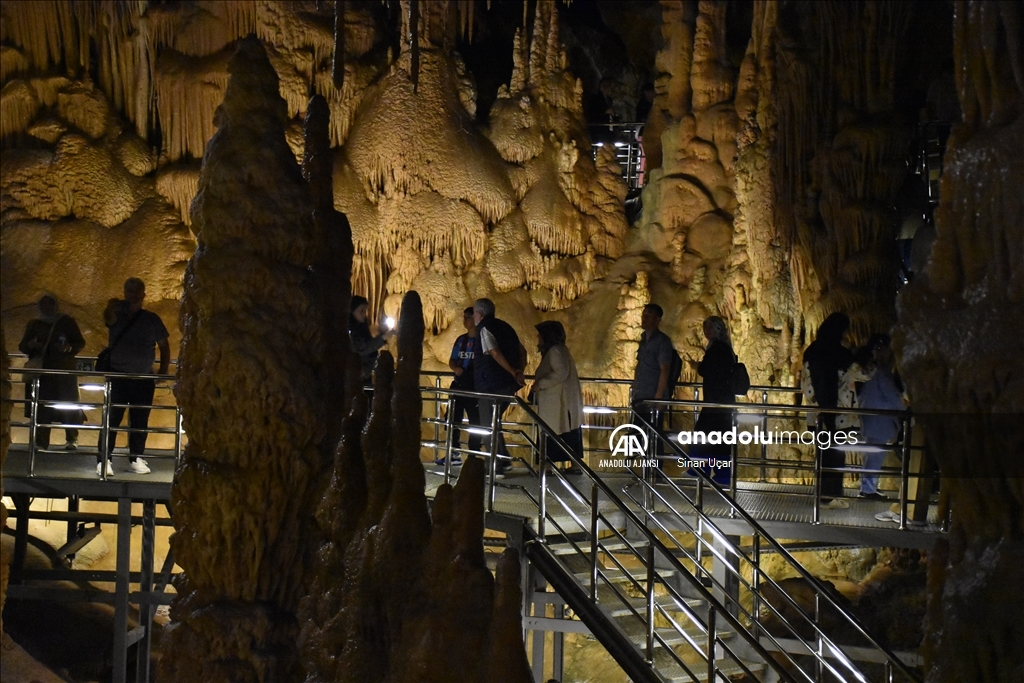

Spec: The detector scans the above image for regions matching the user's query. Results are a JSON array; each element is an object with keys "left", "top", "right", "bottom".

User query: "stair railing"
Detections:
[{"left": 630, "top": 406, "right": 922, "bottom": 682}]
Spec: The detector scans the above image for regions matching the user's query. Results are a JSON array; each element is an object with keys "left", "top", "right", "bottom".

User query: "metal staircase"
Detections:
[{"left": 424, "top": 387, "right": 923, "bottom": 683}]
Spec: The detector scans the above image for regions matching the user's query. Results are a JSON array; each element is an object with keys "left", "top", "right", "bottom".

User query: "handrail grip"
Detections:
[{"left": 633, "top": 409, "right": 922, "bottom": 682}]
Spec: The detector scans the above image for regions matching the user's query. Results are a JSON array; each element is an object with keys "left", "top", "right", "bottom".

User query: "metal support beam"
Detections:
[{"left": 112, "top": 497, "right": 131, "bottom": 683}]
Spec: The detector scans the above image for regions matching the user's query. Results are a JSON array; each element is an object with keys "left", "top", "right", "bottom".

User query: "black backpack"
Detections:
[
  {"left": 667, "top": 347, "right": 683, "bottom": 397},
  {"left": 731, "top": 359, "right": 751, "bottom": 396}
]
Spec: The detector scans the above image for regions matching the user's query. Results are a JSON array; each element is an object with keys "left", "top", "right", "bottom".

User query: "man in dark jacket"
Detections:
[
  {"left": 472, "top": 298, "right": 525, "bottom": 477},
  {"left": 803, "top": 312, "right": 855, "bottom": 505}
]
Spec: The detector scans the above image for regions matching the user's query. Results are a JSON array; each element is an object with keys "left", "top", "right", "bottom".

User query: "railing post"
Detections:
[
  {"left": 729, "top": 411, "right": 738, "bottom": 513},
  {"left": 174, "top": 404, "right": 183, "bottom": 466},
  {"left": 28, "top": 375, "right": 39, "bottom": 477},
  {"left": 752, "top": 533, "right": 761, "bottom": 644},
  {"left": 899, "top": 414, "right": 912, "bottom": 531},
  {"left": 812, "top": 414, "right": 823, "bottom": 524},
  {"left": 538, "top": 435, "right": 547, "bottom": 540},
  {"left": 590, "top": 481, "right": 599, "bottom": 602},
  {"left": 488, "top": 400, "right": 499, "bottom": 513},
  {"left": 645, "top": 543, "right": 655, "bottom": 662},
  {"left": 434, "top": 376, "right": 441, "bottom": 461},
  {"left": 707, "top": 607, "right": 717, "bottom": 683},
  {"left": 441, "top": 394, "right": 456, "bottom": 483},
  {"left": 814, "top": 591, "right": 823, "bottom": 682},
  {"left": 100, "top": 376, "right": 111, "bottom": 481},
  {"left": 760, "top": 390, "right": 769, "bottom": 482}
]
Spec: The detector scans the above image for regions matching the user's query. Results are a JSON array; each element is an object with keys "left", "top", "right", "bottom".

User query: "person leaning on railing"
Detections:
[
  {"left": 18, "top": 294, "right": 86, "bottom": 451},
  {"left": 99, "top": 277, "right": 170, "bottom": 477}
]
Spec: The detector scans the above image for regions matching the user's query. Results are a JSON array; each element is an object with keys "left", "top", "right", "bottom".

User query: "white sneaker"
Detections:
[
  {"left": 824, "top": 498, "right": 850, "bottom": 509},
  {"left": 129, "top": 459, "right": 151, "bottom": 474},
  {"left": 65, "top": 440, "right": 78, "bottom": 451},
  {"left": 97, "top": 461, "right": 114, "bottom": 477}
]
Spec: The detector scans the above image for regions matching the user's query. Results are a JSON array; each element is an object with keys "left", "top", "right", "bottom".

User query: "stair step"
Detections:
[
  {"left": 653, "top": 648, "right": 767, "bottom": 683},
  {"left": 615, "top": 612, "right": 733, "bottom": 649},
  {"left": 592, "top": 584, "right": 704, "bottom": 618},
  {"left": 574, "top": 565, "right": 680, "bottom": 585},
  {"left": 547, "top": 538, "right": 650, "bottom": 556}
]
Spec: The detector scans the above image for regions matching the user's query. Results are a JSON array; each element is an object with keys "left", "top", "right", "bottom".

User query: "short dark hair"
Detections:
[
  {"left": 464, "top": 307, "right": 474, "bottom": 317},
  {"left": 643, "top": 303, "right": 663, "bottom": 319}
]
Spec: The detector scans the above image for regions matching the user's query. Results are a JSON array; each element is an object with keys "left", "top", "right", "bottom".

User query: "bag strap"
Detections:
[
  {"left": 108, "top": 309, "right": 143, "bottom": 351},
  {"left": 36, "top": 316, "right": 63, "bottom": 359}
]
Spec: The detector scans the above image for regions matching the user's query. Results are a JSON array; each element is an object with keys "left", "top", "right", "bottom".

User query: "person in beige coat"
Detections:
[{"left": 531, "top": 321, "right": 584, "bottom": 473}]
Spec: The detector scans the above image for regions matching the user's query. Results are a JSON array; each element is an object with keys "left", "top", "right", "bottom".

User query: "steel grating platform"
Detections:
[
  {"left": 2, "top": 445, "right": 175, "bottom": 500},
  {"left": 423, "top": 464, "right": 945, "bottom": 550}
]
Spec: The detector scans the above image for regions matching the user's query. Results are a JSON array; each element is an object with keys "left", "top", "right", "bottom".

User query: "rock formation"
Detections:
[
  {"left": 895, "top": 3, "right": 1024, "bottom": 681},
  {"left": 0, "top": 325, "right": 10, "bottom": 634},
  {"left": 165, "top": 33, "right": 532, "bottom": 683},
  {"left": 165, "top": 36, "right": 327, "bottom": 681}
]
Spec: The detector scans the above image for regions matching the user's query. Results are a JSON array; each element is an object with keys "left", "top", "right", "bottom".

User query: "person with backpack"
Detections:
[
  {"left": 100, "top": 278, "right": 170, "bottom": 476},
  {"left": 630, "top": 303, "right": 676, "bottom": 464},
  {"left": 693, "top": 316, "right": 738, "bottom": 484},
  {"left": 472, "top": 298, "right": 526, "bottom": 477}
]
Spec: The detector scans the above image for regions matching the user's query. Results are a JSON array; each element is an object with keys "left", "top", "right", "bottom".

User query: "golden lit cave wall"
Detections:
[
  {"left": 166, "top": 36, "right": 532, "bottom": 683},
  {"left": 0, "top": 0, "right": 636, "bottom": 383},
  {"left": 896, "top": 3, "right": 1024, "bottom": 682}
]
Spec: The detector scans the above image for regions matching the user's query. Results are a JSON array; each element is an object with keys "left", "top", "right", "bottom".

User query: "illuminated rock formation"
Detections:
[
  {"left": 300, "top": 294, "right": 532, "bottom": 683},
  {"left": 165, "top": 36, "right": 328, "bottom": 681},
  {"left": 896, "top": 3, "right": 1024, "bottom": 681}
]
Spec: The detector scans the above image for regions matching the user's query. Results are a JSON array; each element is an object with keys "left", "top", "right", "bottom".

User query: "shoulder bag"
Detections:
[{"left": 96, "top": 310, "right": 142, "bottom": 373}]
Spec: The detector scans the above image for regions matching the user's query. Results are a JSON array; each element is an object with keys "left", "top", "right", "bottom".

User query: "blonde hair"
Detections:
[{"left": 703, "top": 316, "right": 731, "bottom": 347}]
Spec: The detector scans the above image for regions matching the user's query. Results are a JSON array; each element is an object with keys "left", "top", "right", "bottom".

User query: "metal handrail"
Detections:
[
  {"left": 417, "top": 382, "right": 802, "bottom": 682},
  {"left": 515, "top": 396, "right": 802, "bottom": 682},
  {"left": 632, "top": 409, "right": 923, "bottom": 682},
  {"left": 6, "top": 365, "right": 183, "bottom": 481}
]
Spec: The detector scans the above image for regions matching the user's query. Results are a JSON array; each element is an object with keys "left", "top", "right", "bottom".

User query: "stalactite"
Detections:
[
  {"left": 333, "top": 0, "right": 345, "bottom": 90},
  {"left": 410, "top": 0, "right": 420, "bottom": 92}
]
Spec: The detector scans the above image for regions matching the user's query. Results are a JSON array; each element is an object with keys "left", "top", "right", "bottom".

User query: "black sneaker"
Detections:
[{"left": 858, "top": 492, "right": 888, "bottom": 501}]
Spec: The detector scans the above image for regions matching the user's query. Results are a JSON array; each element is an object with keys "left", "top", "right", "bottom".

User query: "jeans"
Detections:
[
  {"left": 101, "top": 377, "right": 156, "bottom": 463},
  {"left": 449, "top": 394, "right": 481, "bottom": 451},
  {"left": 859, "top": 449, "right": 889, "bottom": 494},
  {"left": 476, "top": 397, "right": 511, "bottom": 460}
]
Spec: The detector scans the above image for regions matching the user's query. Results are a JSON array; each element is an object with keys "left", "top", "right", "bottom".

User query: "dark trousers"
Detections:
[
  {"left": 477, "top": 397, "right": 511, "bottom": 459},
  {"left": 26, "top": 382, "right": 81, "bottom": 449},
  {"left": 546, "top": 428, "right": 583, "bottom": 464},
  {"left": 450, "top": 394, "right": 481, "bottom": 451},
  {"left": 818, "top": 413, "right": 843, "bottom": 498},
  {"left": 102, "top": 377, "right": 156, "bottom": 463}
]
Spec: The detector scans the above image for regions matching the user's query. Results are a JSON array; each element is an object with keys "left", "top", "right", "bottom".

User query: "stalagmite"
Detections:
[
  {"left": 0, "top": 326, "right": 10, "bottom": 635},
  {"left": 897, "top": 4, "right": 1024, "bottom": 681},
  {"left": 164, "top": 36, "right": 327, "bottom": 682}
]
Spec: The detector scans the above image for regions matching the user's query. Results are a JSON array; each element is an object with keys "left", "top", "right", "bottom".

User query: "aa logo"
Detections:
[{"left": 609, "top": 424, "right": 649, "bottom": 458}]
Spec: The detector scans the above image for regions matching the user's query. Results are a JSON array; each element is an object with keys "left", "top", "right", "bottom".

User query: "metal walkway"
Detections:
[{"left": 3, "top": 362, "right": 941, "bottom": 682}]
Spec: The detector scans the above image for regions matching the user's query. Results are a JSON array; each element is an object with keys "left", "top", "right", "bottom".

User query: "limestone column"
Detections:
[
  {"left": 896, "top": 3, "right": 1024, "bottom": 681},
  {"left": 162, "top": 36, "right": 327, "bottom": 682}
]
